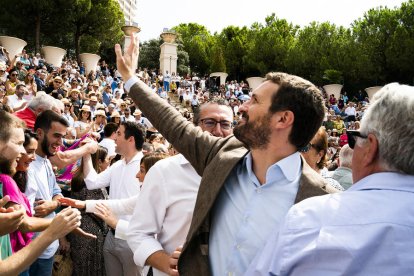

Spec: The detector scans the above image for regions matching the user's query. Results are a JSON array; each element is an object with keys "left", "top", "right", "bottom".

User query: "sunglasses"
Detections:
[
  {"left": 64, "top": 104, "right": 71, "bottom": 107},
  {"left": 346, "top": 130, "right": 368, "bottom": 149},
  {"left": 11, "top": 73, "right": 18, "bottom": 76}
]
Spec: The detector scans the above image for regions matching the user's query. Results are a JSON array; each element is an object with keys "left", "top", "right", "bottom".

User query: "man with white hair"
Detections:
[
  {"left": 247, "top": 83, "right": 414, "bottom": 275},
  {"left": 332, "top": 144, "right": 353, "bottom": 190}
]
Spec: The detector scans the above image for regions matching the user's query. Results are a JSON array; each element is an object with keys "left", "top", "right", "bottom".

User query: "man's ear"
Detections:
[
  {"left": 363, "top": 134, "right": 379, "bottom": 166},
  {"left": 273, "top": 110, "right": 294, "bottom": 129},
  {"left": 35, "top": 128, "right": 43, "bottom": 139}
]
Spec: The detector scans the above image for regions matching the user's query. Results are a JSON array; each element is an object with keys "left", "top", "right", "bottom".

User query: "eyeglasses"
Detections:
[
  {"left": 64, "top": 104, "right": 71, "bottom": 107},
  {"left": 347, "top": 130, "right": 368, "bottom": 149},
  {"left": 54, "top": 81, "right": 62, "bottom": 84},
  {"left": 11, "top": 73, "right": 18, "bottom": 76},
  {"left": 200, "top": 118, "right": 232, "bottom": 130}
]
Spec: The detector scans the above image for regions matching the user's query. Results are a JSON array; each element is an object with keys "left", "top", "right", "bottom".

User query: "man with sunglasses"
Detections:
[
  {"left": 247, "top": 83, "right": 414, "bottom": 275},
  {"left": 45, "top": 76, "right": 65, "bottom": 99}
]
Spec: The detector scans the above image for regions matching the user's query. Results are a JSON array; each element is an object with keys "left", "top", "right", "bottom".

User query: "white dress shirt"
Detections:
[
  {"left": 127, "top": 154, "right": 201, "bottom": 276},
  {"left": 246, "top": 172, "right": 414, "bottom": 275},
  {"left": 99, "top": 138, "right": 116, "bottom": 158},
  {"left": 85, "top": 151, "right": 143, "bottom": 236},
  {"left": 26, "top": 154, "right": 62, "bottom": 259}
]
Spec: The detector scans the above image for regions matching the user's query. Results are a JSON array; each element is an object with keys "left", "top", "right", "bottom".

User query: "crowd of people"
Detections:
[{"left": 0, "top": 33, "right": 413, "bottom": 276}]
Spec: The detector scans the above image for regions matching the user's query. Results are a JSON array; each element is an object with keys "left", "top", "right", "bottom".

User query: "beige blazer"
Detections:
[{"left": 129, "top": 81, "right": 332, "bottom": 275}]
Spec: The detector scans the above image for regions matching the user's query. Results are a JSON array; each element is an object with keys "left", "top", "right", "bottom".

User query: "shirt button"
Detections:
[
  {"left": 256, "top": 188, "right": 262, "bottom": 194},
  {"left": 236, "top": 244, "right": 241, "bottom": 250}
]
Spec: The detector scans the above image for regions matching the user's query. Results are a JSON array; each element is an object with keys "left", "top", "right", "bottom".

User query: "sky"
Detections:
[{"left": 135, "top": 0, "right": 406, "bottom": 42}]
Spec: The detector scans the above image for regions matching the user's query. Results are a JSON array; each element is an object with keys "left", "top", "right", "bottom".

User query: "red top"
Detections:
[{"left": 14, "top": 107, "right": 36, "bottom": 130}]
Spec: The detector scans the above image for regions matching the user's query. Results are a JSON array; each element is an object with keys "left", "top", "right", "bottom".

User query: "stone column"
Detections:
[
  {"left": 160, "top": 30, "right": 178, "bottom": 75},
  {"left": 121, "top": 21, "right": 141, "bottom": 52}
]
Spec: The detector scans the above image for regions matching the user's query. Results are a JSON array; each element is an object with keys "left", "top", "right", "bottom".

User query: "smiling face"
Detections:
[
  {"left": 234, "top": 81, "right": 277, "bottom": 149},
  {"left": 16, "top": 137, "right": 38, "bottom": 172},
  {"left": 37, "top": 122, "right": 67, "bottom": 157},
  {"left": 0, "top": 127, "right": 25, "bottom": 175}
]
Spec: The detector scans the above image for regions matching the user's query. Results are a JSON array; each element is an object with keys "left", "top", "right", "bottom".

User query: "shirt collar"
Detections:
[
  {"left": 348, "top": 172, "right": 414, "bottom": 193},
  {"left": 35, "top": 153, "right": 48, "bottom": 162},
  {"left": 124, "top": 151, "right": 143, "bottom": 165},
  {"left": 244, "top": 151, "right": 301, "bottom": 186}
]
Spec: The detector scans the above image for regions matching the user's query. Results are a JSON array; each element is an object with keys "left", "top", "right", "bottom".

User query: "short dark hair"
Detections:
[
  {"left": 16, "top": 83, "right": 26, "bottom": 90},
  {"left": 34, "top": 110, "right": 69, "bottom": 133},
  {"left": 121, "top": 121, "right": 145, "bottom": 151},
  {"left": 193, "top": 97, "right": 229, "bottom": 126},
  {"left": 266, "top": 72, "right": 325, "bottom": 149},
  {"left": 103, "top": 122, "right": 119, "bottom": 138}
]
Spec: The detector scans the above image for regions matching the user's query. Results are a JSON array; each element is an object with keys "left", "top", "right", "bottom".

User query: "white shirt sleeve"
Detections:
[
  {"left": 84, "top": 164, "right": 113, "bottom": 190},
  {"left": 127, "top": 165, "right": 168, "bottom": 267},
  {"left": 85, "top": 195, "right": 138, "bottom": 216},
  {"left": 124, "top": 76, "right": 140, "bottom": 92}
]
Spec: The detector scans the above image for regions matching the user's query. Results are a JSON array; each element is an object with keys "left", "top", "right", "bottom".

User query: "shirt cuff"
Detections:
[
  {"left": 124, "top": 76, "right": 140, "bottom": 93},
  {"left": 85, "top": 200, "right": 98, "bottom": 213},
  {"left": 133, "top": 238, "right": 164, "bottom": 267},
  {"left": 115, "top": 219, "right": 129, "bottom": 240}
]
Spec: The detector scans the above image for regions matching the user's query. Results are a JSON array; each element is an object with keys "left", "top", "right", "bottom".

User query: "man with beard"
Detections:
[
  {"left": 0, "top": 110, "right": 84, "bottom": 275},
  {"left": 116, "top": 35, "right": 331, "bottom": 275},
  {"left": 24, "top": 110, "right": 71, "bottom": 275}
]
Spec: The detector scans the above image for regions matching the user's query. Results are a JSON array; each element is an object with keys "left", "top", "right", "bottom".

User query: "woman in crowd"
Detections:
[
  {"left": 5, "top": 69, "right": 19, "bottom": 95},
  {"left": 110, "top": 111, "right": 121, "bottom": 125},
  {"left": 23, "top": 73, "right": 37, "bottom": 101},
  {"left": 66, "top": 146, "right": 111, "bottom": 276},
  {"left": 301, "top": 127, "right": 344, "bottom": 191},
  {"left": 74, "top": 105, "right": 92, "bottom": 137}
]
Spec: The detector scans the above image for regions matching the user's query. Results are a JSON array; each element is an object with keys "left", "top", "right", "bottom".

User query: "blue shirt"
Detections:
[
  {"left": 209, "top": 152, "right": 302, "bottom": 275},
  {"left": 246, "top": 172, "right": 414, "bottom": 275}
]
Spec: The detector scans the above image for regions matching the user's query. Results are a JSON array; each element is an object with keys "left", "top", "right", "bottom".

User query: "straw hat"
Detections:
[
  {"left": 89, "top": 96, "right": 98, "bottom": 102},
  {"left": 111, "top": 111, "right": 121, "bottom": 118},
  {"left": 94, "top": 110, "right": 106, "bottom": 117},
  {"left": 133, "top": 109, "right": 142, "bottom": 116},
  {"left": 61, "top": 98, "right": 70, "bottom": 105},
  {"left": 80, "top": 105, "right": 91, "bottom": 112}
]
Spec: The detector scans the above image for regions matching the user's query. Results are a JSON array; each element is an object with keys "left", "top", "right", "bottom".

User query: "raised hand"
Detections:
[{"left": 114, "top": 33, "right": 139, "bottom": 82}]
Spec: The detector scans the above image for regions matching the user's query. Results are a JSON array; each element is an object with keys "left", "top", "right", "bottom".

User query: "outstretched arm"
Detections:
[{"left": 114, "top": 34, "right": 228, "bottom": 175}]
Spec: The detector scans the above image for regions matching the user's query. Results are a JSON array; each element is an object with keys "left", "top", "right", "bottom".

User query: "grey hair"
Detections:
[
  {"left": 339, "top": 144, "right": 353, "bottom": 168},
  {"left": 53, "top": 99, "right": 64, "bottom": 113},
  {"left": 359, "top": 83, "right": 414, "bottom": 175},
  {"left": 28, "top": 94, "right": 55, "bottom": 111}
]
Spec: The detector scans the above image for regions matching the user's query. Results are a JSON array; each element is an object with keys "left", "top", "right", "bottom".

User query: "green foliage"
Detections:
[
  {"left": 139, "top": 39, "right": 162, "bottom": 70},
  {"left": 1, "top": 0, "right": 413, "bottom": 89}
]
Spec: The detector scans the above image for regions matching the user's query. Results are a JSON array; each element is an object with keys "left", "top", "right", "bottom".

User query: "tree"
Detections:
[
  {"left": 139, "top": 38, "right": 162, "bottom": 70},
  {"left": 61, "top": 0, "right": 124, "bottom": 60},
  {"left": 173, "top": 23, "right": 212, "bottom": 75}
]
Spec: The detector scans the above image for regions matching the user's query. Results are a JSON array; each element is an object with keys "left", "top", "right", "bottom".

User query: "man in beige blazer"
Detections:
[{"left": 115, "top": 35, "right": 335, "bottom": 275}]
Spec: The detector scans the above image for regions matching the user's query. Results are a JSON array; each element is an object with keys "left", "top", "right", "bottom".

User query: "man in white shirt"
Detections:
[
  {"left": 98, "top": 122, "right": 118, "bottom": 159},
  {"left": 25, "top": 110, "right": 71, "bottom": 275},
  {"left": 344, "top": 102, "right": 356, "bottom": 122},
  {"left": 7, "top": 84, "right": 27, "bottom": 112},
  {"left": 127, "top": 99, "right": 234, "bottom": 275},
  {"left": 84, "top": 121, "right": 145, "bottom": 276}
]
